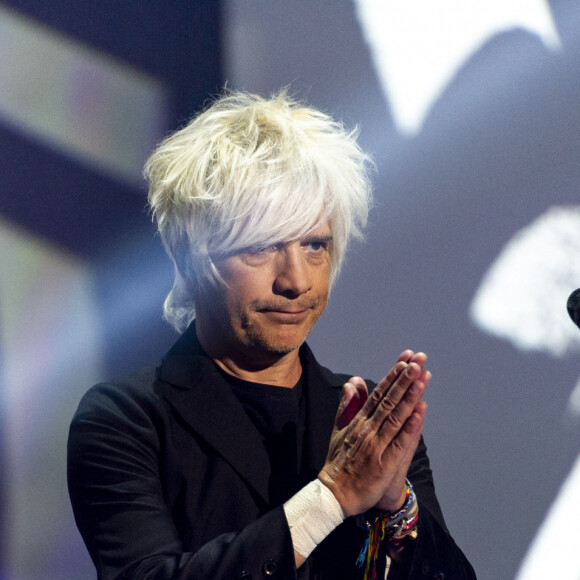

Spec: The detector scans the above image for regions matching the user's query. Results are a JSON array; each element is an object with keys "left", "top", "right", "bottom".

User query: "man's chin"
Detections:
[
  {"left": 254, "top": 337, "right": 302, "bottom": 357},
  {"left": 240, "top": 318, "right": 319, "bottom": 362},
  {"left": 247, "top": 332, "right": 306, "bottom": 362}
]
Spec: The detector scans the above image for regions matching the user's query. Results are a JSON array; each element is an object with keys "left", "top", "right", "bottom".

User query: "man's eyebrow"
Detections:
[
  {"left": 302, "top": 234, "right": 333, "bottom": 242},
  {"left": 218, "top": 235, "right": 334, "bottom": 257}
]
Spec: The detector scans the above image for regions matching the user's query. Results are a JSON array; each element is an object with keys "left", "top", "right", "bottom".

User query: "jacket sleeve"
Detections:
[
  {"left": 67, "top": 381, "right": 297, "bottom": 580},
  {"left": 406, "top": 437, "right": 477, "bottom": 579},
  {"left": 301, "top": 436, "right": 476, "bottom": 580}
]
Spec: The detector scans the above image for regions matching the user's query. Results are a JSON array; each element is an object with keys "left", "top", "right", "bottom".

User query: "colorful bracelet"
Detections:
[
  {"left": 385, "top": 481, "right": 415, "bottom": 523},
  {"left": 355, "top": 480, "right": 419, "bottom": 580}
]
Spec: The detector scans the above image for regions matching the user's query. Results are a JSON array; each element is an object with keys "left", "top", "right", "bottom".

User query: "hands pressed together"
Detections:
[{"left": 318, "top": 350, "right": 431, "bottom": 517}]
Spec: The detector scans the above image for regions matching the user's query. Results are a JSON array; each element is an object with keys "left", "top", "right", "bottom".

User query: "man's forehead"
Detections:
[
  {"left": 245, "top": 218, "right": 331, "bottom": 244},
  {"left": 299, "top": 220, "right": 332, "bottom": 238},
  {"left": 267, "top": 221, "right": 332, "bottom": 246},
  {"left": 252, "top": 225, "right": 332, "bottom": 251}
]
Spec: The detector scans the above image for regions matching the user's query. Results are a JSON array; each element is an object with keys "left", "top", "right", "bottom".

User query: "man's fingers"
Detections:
[
  {"left": 410, "top": 351, "right": 427, "bottom": 368},
  {"left": 378, "top": 351, "right": 426, "bottom": 415},
  {"left": 374, "top": 365, "right": 429, "bottom": 442},
  {"left": 335, "top": 378, "right": 368, "bottom": 429},
  {"left": 334, "top": 383, "right": 355, "bottom": 430},
  {"left": 360, "top": 361, "right": 408, "bottom": 417},
  {"left": 405, "top": 400, "right": 427, "bottom": 433},
  {"left": 385, "top": 400, "right": 427, "bottom": 456},
  {"left": 397, "top": 350, "right": 414, "bottom": 363},
  {"left": 397, "top": 350, "right": 426, "bottom": 367},
  {"left": 371, "top": 361, "right": 422, "bottom": 415},
  {"left": 378, "top": 401, "right": 427, "bottom": 491}
]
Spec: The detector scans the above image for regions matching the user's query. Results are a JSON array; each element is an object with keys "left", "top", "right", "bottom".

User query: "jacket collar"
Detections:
[{"left": 156, "top": 322, "right": 343, "bottom": 506}]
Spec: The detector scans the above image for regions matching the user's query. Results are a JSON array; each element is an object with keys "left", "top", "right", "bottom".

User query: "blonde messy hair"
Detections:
[{"left": 145, "top": 90, "right": 372, "bottom": 332}]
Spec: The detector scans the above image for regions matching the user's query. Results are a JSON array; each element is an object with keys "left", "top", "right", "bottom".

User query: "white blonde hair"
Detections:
[{"left": 145, "top": 90, "right": 372, "bottom": 332}]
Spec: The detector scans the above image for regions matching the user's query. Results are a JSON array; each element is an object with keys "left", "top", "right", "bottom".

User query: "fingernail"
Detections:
[{"left": 394, "top": 362, "right": 406, "bottom": 375}]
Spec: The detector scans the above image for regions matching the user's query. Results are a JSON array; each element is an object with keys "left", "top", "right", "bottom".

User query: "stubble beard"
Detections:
[{"left": 236, "top": 306, "right": 323, "bottom": 363}]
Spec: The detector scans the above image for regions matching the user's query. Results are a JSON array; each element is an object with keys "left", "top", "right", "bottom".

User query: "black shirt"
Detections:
[{"left": 222, "top": 370, "right": 305, "bottom": 506}]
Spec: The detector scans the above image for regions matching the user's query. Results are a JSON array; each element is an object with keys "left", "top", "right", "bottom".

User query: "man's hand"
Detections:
[{"left": 318, "top": 351, "right": 430, "bottom": 517}]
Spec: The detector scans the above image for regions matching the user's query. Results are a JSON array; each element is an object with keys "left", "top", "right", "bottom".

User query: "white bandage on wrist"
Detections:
[{"left": 283, "top": 478, "right": 345, "bottom": 558}]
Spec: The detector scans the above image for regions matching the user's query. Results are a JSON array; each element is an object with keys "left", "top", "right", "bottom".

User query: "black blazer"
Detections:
[{"left": 68, "top": 324, "right": 475, "bottom": 579}]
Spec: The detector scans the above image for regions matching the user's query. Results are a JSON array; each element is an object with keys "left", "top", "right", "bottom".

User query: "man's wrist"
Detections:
[
  {"left": 356, "top": 480, "right": 419, "bottom": 577},
  {"left": 383, "top": 479, "right": 419, "bottom": 540},
  {"left": 283, "top": 478, "right": 346, "bottom": 559}
]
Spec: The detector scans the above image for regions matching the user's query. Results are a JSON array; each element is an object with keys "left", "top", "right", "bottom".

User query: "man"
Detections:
[{"left": 68, "top": 91, "right": 475, "bottom": 579}]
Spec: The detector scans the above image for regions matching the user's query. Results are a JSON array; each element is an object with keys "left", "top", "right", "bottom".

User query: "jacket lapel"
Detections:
[{"left": 156, "top": 326, "right": 271, "bottom": 506}]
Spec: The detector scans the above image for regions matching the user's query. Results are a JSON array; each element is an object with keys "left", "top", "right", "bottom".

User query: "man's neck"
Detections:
[
  {"left": 195, "top": 324, "right": 303, "bottom": 388},
  {"left": 212, "top": 354, "right": 302, "bottom": 388}
]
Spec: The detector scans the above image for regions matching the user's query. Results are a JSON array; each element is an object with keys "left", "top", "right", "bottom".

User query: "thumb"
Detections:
[{"left": 335, "top": 377, "right": 368, "bottom": 429}]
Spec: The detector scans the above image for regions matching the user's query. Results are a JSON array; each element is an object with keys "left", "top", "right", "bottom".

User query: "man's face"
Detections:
[{"left": 197, "top": 221, "right": 333, "bottom": 365}]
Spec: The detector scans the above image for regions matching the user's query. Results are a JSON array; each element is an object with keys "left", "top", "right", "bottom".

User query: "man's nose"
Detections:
[{"left": 273, "top": 246, "right": 312, "bottom": 296}]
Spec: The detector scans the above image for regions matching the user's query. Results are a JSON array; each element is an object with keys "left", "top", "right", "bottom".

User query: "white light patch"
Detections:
[
  {"left": 515, "top": 453, "right": 580, "bottom": 580},
  {"left": 567, "top": 375, "right": 580, "bottom": 419},
  {"left": 0, "top": 218, "right": 104, "bottom": 577},
  {"left": 354, "top": 0, "right": 561, "bottom": 135},
  {"left": 470, "top": 206, "right": 580, "bottom": 357},
  {"left": 0, "top": 5, "right": 169, "bottom": 184}
]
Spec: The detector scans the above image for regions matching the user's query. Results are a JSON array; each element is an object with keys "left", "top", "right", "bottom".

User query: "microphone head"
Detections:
[{"left": 567, "top": 288, "right": 580, "bottom": 328}]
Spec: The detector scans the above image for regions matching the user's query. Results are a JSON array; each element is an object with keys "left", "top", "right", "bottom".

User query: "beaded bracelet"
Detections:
[
  {"left": 355, "top": 480, "right": 419, "bottom": 580},
  {"left": 385, "top": 481, "right": 415, "bottom": 524}
]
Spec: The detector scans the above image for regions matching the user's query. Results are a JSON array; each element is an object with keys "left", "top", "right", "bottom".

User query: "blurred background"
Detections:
[{"left": 1, "top": 1, "right": 579, "bottom": 579}]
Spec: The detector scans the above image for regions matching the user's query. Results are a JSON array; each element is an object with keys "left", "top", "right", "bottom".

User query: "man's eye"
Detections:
[
  {"left": 247, "top": 247, "right": 268, "bottom": 255},
  {"left": 253, "top": 244, "right": 280, "bottom": 254},
  {"left": 244, "top": 244, "right": 278, "bottom": 258},
  {"left": 303, "top": 240, "right": 328, "bottom": 252}
]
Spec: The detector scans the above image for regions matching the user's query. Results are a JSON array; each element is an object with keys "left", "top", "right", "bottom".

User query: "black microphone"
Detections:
[{"left": 567, "top": 288, "right": 580, "bottom": 329}]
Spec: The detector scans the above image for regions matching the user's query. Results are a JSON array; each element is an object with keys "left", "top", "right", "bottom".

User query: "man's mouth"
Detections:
[
  {"left": 257, "top": 298, "right": 317, "bottom": 312},
  {"left": 257, "top": 305, "right": 314, "bottom": 323}
]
